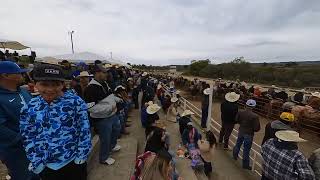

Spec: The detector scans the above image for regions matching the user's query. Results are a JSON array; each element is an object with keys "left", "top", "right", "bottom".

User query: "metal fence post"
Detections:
[
  {"left": 206, "top": 83, "right": 213, "bottom": 131},
  {"left": 183, "top": 98, "right": 187, "bottom": 110}
]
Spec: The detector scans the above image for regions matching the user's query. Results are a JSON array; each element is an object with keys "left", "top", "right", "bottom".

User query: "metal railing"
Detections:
[{"left": 163, "top": 86, "right": 263, "bottom": 177}]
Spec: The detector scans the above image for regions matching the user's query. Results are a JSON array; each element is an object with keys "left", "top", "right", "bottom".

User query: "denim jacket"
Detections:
[{"left": 20, "top": 91, "right": 92, "bottom": 173}]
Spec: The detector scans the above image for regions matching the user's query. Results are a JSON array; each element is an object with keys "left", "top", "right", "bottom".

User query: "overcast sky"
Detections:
[{"left": 1, "top": 0, "right": 320, "bottom": 65}]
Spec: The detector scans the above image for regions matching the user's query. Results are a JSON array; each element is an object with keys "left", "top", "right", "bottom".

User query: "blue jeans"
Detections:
[
  {"left": 94, "top": 115, "right": 121, "bottom": 163},
  {"left": 201, "top": 106, "right": 208, "bottom": 128},
  {"left": 118, "top": 112, "right": 126, "bottom": 133},
  {"left": 233, "top": 134, "right": 253, "bottom": 168},
  {"left": 0, "top": 144, "right": 39, "bottom": 180}
]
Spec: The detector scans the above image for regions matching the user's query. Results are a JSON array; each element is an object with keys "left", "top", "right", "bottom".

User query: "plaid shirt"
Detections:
[{"left": 261, "top": 139, "right": 315, "bottom": 180}]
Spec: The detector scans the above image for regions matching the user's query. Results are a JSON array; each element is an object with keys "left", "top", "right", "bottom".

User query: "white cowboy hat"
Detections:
[
  {"left": 181, "top": 110, "right": 194, "bottom": 117},
  {"left": 142, "top": 72, "right": 148, "bottom": 77},
  {"left": 225, "top": 92, "right": 240, "bottom": 102},
  {"left": 271, "top": 85, "right": 276, "bottom": 88},
  {"left": 78, "top": 71, "right": 93, "bottom": 77},
  {"left": 114, "top": 85, "right": 126, "bottom": 92},
  {"left": 275, "top": 130, "right": 307, "bottom": 142},
  {"left": 175, "top": 90, "right": 181, "bottom": 94},
  {"left": 127, "top": 77, "right": 133, "bottom": 81},
  {"left": 203, "top": 88, "right": 211, "bottom": 95},
  {"left": 104, "top": 64, "right": 112, "bottom": 68},
  {"left": 171, "top": 97, "right": 179, "bottom": 103},
  {"left": 146, "top": 104, "right": 161, "bottom": 114},
  {"left": 157, "top": 84, "right": 162, "bottom": 90},
  {"left": 311, "top": 92, "right": 320, "bottom": 98}
]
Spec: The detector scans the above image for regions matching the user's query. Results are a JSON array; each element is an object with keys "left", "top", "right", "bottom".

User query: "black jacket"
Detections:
[
  {"left": 220, "top": 101, "right": 238, "bottom": 124},
  {"left": 84, "top": 79, "right": 112, "bottom": 103}
]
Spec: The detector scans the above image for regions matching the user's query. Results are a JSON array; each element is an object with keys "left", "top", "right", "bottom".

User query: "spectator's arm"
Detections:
[
  {"left": 74, "top": 98, "right": 92, "bottom": 164},
  {"left": 19, "top": 104, "right": 45, "bottom": 174},
  {"left": 295, "top": 156, "right": 316, "bottom": 180},
  {"left": 254, "top": 116, "right": 261, "bottom": 132},
  {"left": 0, "top": 108, "right": 22, "bottom": 147},
  {"left": 235, "top": 113, "right": 240, "bottom": 124}
]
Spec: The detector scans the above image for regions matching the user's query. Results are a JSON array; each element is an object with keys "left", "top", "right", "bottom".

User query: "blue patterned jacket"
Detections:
[{"left": 20, "top": 91, "right": 92, "bottom": 174}]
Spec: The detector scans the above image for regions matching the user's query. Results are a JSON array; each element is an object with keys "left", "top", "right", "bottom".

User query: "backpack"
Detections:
[{"left": 188, "top": 144, "right": 204, "bottom": 170}]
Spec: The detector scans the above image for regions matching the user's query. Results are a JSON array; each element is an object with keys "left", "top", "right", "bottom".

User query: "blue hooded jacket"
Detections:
[{"left": 0, "top": 86, "right": 32, "bottom": 152}]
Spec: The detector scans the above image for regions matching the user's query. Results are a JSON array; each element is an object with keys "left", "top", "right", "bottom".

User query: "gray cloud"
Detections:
[{"left": 1, "top": 0, "right": 320, "bottom": 65}]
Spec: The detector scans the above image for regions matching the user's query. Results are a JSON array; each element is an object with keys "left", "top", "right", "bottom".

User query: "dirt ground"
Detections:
[{"left": 179, "top": 89, "right": 320, "bottom": 157}]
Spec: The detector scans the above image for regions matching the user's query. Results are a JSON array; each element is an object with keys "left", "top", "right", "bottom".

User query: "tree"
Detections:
[{"left": 189, "top": 60, "right": 210, "bottom": 76}]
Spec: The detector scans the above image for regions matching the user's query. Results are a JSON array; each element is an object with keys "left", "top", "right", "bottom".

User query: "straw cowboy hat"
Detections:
[
  {"left": 181, "top": 110, "right": 194, "bottom": 117},
  {"left": 271, "top": 85, "right": 276, "bottom": 88},
  {"left": 104, "top": 64, "right": 112, "bottom": 68},
  {"left": 203, "top": 88, "right": 211, "bottom": 95},
  {"left": 145, "top": 101, "right": 154, "bottom": 107},
  {"left": 280, "top": 112, "right": 295, "bottom": 122},
  {"left": 311, "top": 92, "right": 320, "bottom": 98},
  {"left": 225, "top": 92, "right": 240, "bottom": 103},
  {"left": 147, "top": 104, "right": 161, "bottom": 114},
  {"left": 142, "top": 72, "right": 148, "bottom": 77},
  {"left": 275, "top": 130, "right": 306, "bottom": 142},
  {"left": 171, "top": 97, "right": 179, "bottom": 103},
  {"left": 78, "top": 71, "right": 93, "bottom": 77}
]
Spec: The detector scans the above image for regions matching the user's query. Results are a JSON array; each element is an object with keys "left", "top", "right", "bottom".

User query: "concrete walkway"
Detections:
[{"left": 88, "top": 107, "right": 259, "bottom": 180}]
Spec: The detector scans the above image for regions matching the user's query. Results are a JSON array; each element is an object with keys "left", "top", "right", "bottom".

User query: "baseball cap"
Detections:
[
  {"left": 246, "top": 99, "right": 257, "bottom": 107},
  {"left": 280, "top": 112, "right": 295, "bottom": 122},
  {"left": 0, "top": 61, "right": 29, "bottom": 74},
  {"left": 33, "top": 64, "right": 65, "bottom": 81}
]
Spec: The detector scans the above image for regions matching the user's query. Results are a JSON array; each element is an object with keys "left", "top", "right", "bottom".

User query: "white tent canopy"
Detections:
[
  {"left": 53, "top": 52, "right": 110, "bottom": 63},
  {"left": 0, "top": 39, "right": 29, "bottom": 50},
  {"left": 35, "top": 56, "right": 60, "bottom": 65}
]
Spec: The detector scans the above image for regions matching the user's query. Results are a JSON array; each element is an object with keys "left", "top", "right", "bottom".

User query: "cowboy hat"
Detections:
[
  {"left": 181, "top": 110, "right": 194, "bottom": 117},
  {"left": 203, "top": 88, "right": 211, "bottom": 95},
  {"left": 114, "top": 85, "right": 126, "bottom": 92},
  {"left": 225, "top": 92, "right": 240, "bottom": 102},
  {"left": 142, "top": 72, "right": 148, "bottom": 77},
  {"left": 78, "top": 71, "right": 93, "bottom": 77},
  {"left": 171, "top": 97, "right": 179, "bottom": 103},
  {"left": 146, "top": 104, "right": 161, "bottom": 114},
  {"left": 280, "top": 112, "right": 295, "bottom": 122},
  {"left": 157, "top": 84, "right": 162, "bottom": 90},
  {"left": 104, "top": 64, "right": 112, "bottom": 68},
  {"left": 145, "top": 101, "right": 154, "bottom": 106},
  {"left": 275, "top": 130, "right": 306, "bottom": 142},
  {"left": 271, "top": 85, "right": 276, "bottom": 88},
  {"left": 127, "top": 77, "right": 133, "bottom": 81},
  {"left": 246, "top": 99, "right": 256, "bottom": 107},
  {"left": 175, "top": 90, "right": 181, "bottom": 94},
  {"left": 311, "top": 92, "right": 320, "bottom": 98}
]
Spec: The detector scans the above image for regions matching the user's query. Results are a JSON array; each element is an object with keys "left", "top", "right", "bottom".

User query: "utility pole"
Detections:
[{"left": 68, "top": 31, "right": 75, "bottom": 54}]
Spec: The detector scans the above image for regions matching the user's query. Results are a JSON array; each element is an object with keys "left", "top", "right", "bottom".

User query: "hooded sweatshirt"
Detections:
[{"left": 0, "top": 86, "right": 31, "bottom": 152}]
